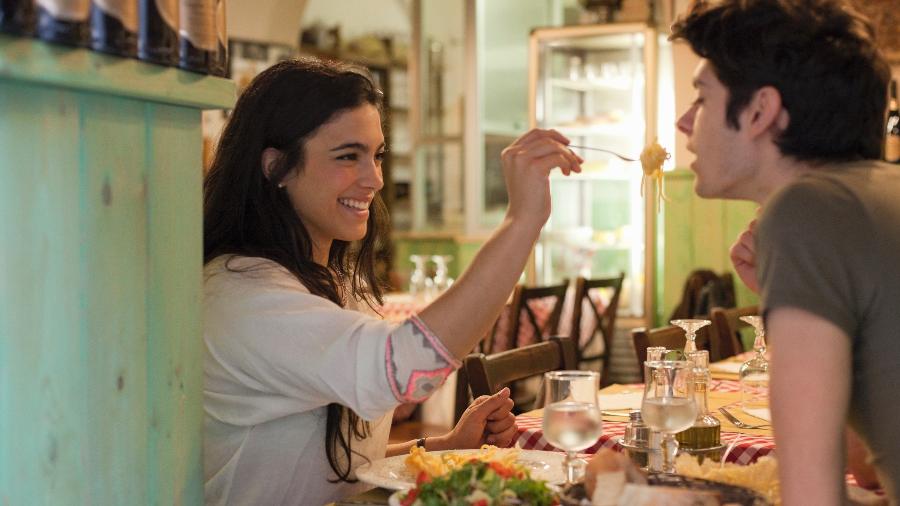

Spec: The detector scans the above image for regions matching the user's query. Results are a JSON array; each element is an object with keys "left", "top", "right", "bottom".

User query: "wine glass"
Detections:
[
  {"left": 739, "top": 316, "right": 769, "bottom": 410},
  {"left": 670, "top": 319, "right": 711, "bottom": 353},
  {"left": 430, "top": 255, "right": 454, "bottom": 293},
  {"left": 408, "top": 255, "right": 428, "bottom": 300},
  {"left": 641, "top": 360, "right": 697, "bottom": 473},
  {"left": 542, "top": 371, "right": 602, "bottom": 485}
]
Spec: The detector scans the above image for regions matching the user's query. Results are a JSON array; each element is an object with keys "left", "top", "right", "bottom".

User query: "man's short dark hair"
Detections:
[{"left": 671, "top": 0, "right": 890, "bottom": 162}]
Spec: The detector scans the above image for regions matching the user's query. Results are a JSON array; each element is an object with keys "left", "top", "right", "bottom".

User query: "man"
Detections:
[{"left": 671, "top": 1, "right": 900, "bottom": 504}]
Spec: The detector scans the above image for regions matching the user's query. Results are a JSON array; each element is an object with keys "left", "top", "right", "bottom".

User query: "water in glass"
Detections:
[
  {"left": 542, "top": 370, "right": 601, "bottom": 485},
  {"left": 542, "top": 401, "right": 602, "bottom": 452},
  {"left": 738, "top": 316, "right": 769, "bottom": 410}
]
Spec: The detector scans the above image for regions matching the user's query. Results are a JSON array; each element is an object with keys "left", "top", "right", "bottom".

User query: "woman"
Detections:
[{"left": 202, "top": 57, "right": 582, "bottom": 505}]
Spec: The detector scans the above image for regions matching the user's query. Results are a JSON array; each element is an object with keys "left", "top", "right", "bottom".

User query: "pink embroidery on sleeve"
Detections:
[
  {"left": 384, "top": 334, "right": 403, "bottom": 401},
  {"left": 402, "top": 368, "right": 454, "bottom": 402},
  {"left": 384, "top": 317, "right": 462, "bottom": 403},
  {"left": 409, "top": 315, "right": 462, "bottom": 369}
]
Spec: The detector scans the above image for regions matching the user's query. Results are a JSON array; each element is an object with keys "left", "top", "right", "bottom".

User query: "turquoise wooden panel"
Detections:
[
  {"left": 1, "top": 37, "right": 231, "bottom": 504},
  {"left": 80, "top": 92, "right": 151, "bottom": 503},
  {"left": 0, "top": 34, "right": 234, "bottom": 110},
  {"left": 0, "top": 82, "right": 86, "bottom": 504},
  {"left": 656, "top": 170, "right": 758, "bottom": 326},
  {"left": 145, "top": 103, "right": 204, "bottom": 505}
]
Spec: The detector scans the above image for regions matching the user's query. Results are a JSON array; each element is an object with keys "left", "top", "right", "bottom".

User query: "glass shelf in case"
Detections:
[{"left": 530, "top": 23, "right": 658, "bottom": 319}]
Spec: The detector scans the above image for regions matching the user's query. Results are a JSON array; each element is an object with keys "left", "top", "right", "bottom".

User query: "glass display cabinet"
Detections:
[{"left": 529, "top": 23, "right": 669, "bottom": 321}]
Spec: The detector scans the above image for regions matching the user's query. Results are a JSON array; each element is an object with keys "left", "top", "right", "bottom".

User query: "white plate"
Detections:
[
  {"left": 355, "top": 449, "right": 566, "bottom": 491},
  {"left": 387, "top": 490, "right": 404, "bottom": 506}
]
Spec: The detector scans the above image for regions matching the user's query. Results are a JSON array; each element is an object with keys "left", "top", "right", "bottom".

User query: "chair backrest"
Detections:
[
  {"left": 669, "top": 269, "right": 735, "bottom": 321},
  {"left": 506, "top": 280, "right": 569, "bottom": 348},
  {"left": 709, "top": 305, "right": 759, "bottom": 362},
  {"left": 631, "top": 324, "right": 713, "bottom": 374},
  {"left": 570, "top": 273, "right": 624, "bottom": 383},
  {"left": 464, "top": 336, "right": 578, "bottom": 399}
]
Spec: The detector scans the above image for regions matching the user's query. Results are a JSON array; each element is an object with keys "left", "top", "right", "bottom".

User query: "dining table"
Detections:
[
  {"left": 514, "top": 378, "right": 774, "bottom": 465},
  {"left": 332, "top": 352, "right": 884, "bottom": 505}
]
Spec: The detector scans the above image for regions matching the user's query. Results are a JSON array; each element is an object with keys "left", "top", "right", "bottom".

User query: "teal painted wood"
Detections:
[
  {"left": 0, "top": 38, "right": 232, "bottom": 505},
  {"left": 145, "top": 103, "right": 204, "bottom": 505},
  {"left": 0, "top": 34, "right": 234, "bottom": 110},
  {"left": 0, "top": 82, "right": 86, "bottom": 504},
  {"left": 656, "top": 170, "right": 758, "bottom": 326},
  {"left": 80, "top": 92, "right": 151, "bottom": 504}
]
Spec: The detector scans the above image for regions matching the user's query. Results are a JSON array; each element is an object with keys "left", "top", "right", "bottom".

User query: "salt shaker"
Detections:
[{"left": 624, "top": 410, "right": 650, "bottom": 468}]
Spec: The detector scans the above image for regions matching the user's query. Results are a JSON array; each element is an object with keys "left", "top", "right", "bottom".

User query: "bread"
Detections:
[
  {"left": 616, "top": 483, "right": 721, "bottom": 505},
  {"left": 585, "top": 449, "right": 648, "bottom": 505}
]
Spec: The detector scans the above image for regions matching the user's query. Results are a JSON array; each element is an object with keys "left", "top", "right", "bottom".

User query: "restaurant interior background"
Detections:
[
  {"left": 211, "top": 0, "right": 900, "bottom": 384},
  {"left": 4, "top": 0, "right": 900, "bottom": 503}
]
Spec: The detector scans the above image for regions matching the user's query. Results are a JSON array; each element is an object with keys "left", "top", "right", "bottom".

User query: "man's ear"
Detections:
[
  {"left": 261, "top": 147, "right": 283, "bottom": 186},
  {"left": 744, "top": 86, "right": 785, "bottom": 138}
]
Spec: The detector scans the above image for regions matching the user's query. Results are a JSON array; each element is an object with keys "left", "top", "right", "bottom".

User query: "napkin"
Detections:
[
  {"left": 709, "top": 361, "right": 743, "bottom": 374},
  {"left": 598, "top": 391, "right": 643, "bottom": 411},
  {"left": 742, "top": 406, "right": 771, "bottom": 422}
]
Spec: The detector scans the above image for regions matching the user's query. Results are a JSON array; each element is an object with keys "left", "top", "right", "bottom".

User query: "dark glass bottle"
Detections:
[
  {"left": 211, "top": 0, "right": 226, "bottom": 77},
  {"left": 885, "top": 80, "right": 900, "bottom": 164},
  {"left": 1, "top": 0, "right": 36, "bottom": 36},
  {"left": 36, "top": 0, "right": 90, "bottom": 46},
  {"left": 138, "top": 0, "right": 178, "bottom": 66},
  {"left": 177, "top": 0, "right": 214, "bottom": 73},
  {"left": 90, "top": 0, "right": 137, "bottom": 57}
]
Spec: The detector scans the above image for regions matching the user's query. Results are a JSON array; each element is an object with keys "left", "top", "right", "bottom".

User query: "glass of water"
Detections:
[
  {"left": 739, "top": 315, "right": 769, "bottom": 410},
  {"left": 641, "top": 360, "right": 697, "bottom": 473},
  {"left": 542, "top": 370, "right": 602, "bottom": 485}
]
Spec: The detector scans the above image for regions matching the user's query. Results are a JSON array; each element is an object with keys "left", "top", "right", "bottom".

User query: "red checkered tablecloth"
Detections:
[
  {"left": 514, "top": 417, "right": 774, "bottom": 465},
  {"left": 514, "top": 380, "right": 775, "bottom": 466}
]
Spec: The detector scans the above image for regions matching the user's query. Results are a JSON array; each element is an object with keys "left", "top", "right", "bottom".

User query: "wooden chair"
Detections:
[
  {"left": 488, "top": 280, "right": 569, "bottom": 352},
  {"left": 464, "top": 336, "right": 577, "bottom": 412},
  {"left": 669, "top": 270, "right": 736, "bottom": 321},
  {"left": 631, "top": 324, "right": 714, "bottom": 374},
  {"left": 709, "top": 305, "right": 758, "bottom": 362},
  {"left": 570, "top": 273, "right": 624, "bottom": 386}
]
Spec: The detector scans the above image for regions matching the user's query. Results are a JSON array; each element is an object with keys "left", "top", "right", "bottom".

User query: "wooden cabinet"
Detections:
[{"left": 0, "top": 35, "right": 234, "bottom": 504}]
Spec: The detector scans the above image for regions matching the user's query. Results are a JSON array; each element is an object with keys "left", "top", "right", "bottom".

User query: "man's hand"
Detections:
[
  {"left": 730, "top": 217, "right": 759, "bottom": 293},
  {"left": 441, "top": 387, "right": 518, "bottom": 449}
]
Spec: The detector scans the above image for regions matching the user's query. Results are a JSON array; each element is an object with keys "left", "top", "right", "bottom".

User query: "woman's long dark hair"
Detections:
[{"left": 203, "top": 57, "right": 389, "bottom": 483}]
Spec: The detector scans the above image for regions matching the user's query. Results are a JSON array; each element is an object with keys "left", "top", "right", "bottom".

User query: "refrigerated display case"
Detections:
[{"left": 529, "top": 23, "right": 670, "bottom": 322}]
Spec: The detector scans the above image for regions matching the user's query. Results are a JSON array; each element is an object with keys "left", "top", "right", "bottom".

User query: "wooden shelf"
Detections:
[{"left": 0, "top": 34, "right": 235, "bottom": 110}]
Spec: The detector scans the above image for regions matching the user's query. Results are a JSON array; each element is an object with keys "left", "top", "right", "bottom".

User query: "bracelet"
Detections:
[{"left": 416, "top": 437, "right": 427, "bottom": 449}]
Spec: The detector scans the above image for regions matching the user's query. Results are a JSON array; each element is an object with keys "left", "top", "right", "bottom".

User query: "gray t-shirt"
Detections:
[{"left": 757, "top": 159, "right": 900, "bottom": 501}]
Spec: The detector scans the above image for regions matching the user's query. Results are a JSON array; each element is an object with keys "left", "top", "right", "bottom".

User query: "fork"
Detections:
[
  {"left": 567, "top": 145, "right": 638, "bottom": 162},
  {"left": 718, "top": 406, "right": 771, "bottom": 429}
]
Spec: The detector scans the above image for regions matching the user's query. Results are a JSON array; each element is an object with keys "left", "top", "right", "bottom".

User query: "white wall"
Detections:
[
  {"left": 303, "top": 0, "right": 410, "bottom": 40},
  {"left": 227, "top": 0, "right": 410, "bottom": 46},
  {"left": 227, "top": 0, "right": 308, "bottom": 45}
]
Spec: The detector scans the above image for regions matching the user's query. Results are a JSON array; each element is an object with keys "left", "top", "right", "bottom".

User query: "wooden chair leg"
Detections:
[{"left": 453, "top": 367, "right": 471, "bottom": 424}]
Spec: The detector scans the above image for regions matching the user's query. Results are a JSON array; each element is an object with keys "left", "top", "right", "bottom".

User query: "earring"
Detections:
[{"left": 277, "top": 183, "right": 285, "bottom": 188}]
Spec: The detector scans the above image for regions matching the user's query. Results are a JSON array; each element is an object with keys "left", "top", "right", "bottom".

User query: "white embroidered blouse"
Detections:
[{"left": 202, "top": 256, "right": 459, "bottom": 506}]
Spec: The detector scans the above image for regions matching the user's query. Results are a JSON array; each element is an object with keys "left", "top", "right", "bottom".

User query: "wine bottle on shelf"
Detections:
[
  {"left": 1, "top": 0, "right": 36, "bottom": 36},
  {"left": 885, "top": 79, "right": 900, "bottom": 164},
  {"left": 138, "top": 0, "right": 178, "bottom": 66},
  {"left": 36, "top": 0, "right": 90, "bottom": 47},
  {"left": 90, "top": 0, "right": 137, "bottom": 57},
  {"left": 211, "top": 0, "right": 227, "bottom": 77},
  {"left": 177, "top": 0, "right": 214, "bottom": 73}
]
